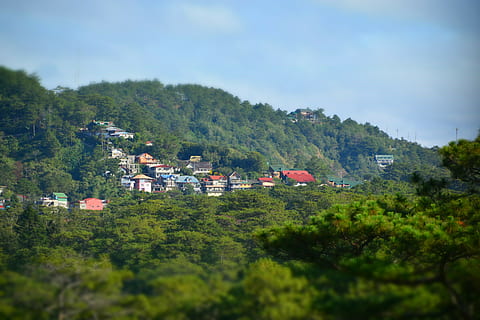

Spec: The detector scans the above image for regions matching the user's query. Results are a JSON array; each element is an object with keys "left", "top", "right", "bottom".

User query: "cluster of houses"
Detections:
[
  {"left": 32, "top": 144, "right": 376, "bottom": 210},
  {"left": 29, "top": 153, "right": 313, "bottom": 210},
  {"left": 107, "top": 146, "right": 332, "bottom": 196},
  {"left": 116, "top": 152, "right": 286, "bottom": 196},
  {"left": 81, "top": 120, "right": 388, "bottom": 196}
]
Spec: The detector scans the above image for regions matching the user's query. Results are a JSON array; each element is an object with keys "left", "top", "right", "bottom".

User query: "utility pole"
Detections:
[{"left": 456, "top": 128, "right": 458, "bottom": 142}]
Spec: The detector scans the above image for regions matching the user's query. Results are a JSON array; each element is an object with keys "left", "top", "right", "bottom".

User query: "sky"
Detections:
[{"left": 1, "top": 0, "right": 479, "bottom": 147}]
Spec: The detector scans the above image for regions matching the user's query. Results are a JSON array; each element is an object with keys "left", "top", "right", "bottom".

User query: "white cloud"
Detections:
[{"left": 167, "top": 3, "right": 243, "bottom": 35}]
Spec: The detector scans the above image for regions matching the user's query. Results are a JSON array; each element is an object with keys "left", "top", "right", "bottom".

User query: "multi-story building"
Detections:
[
  {"left": 375, "top": 155, "right": 394, "bottom": 167},
  {"left": 132, "top": 174, "right": 155, "bottom": 193},
  {"left": 201, "top": 175, "right": 228, "bottom": 196},
  {"left": 119, "top": 155, "right": 139, "bottom": 174},
  {"left": 176, "top": 176, "right": 202, "bottom": 193},
  {"left": 147, "top": 164, "right": 178, "bottom": 179},
  {"left": 228, "top": 172, "right": 254, "bottom": 191},
  {"left": 38, "top": 192, "right": 69, "bottom": 208},
  {"left": 186, "top": 161, "right": 212, "bottom": 176}
]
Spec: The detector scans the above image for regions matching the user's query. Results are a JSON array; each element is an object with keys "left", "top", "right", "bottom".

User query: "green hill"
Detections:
[
  {"left": 76, "top": 80, "right": 443, "bottom": 174},
  {"left": 0, "top": 66, "right": 447, "bottom": 199}
]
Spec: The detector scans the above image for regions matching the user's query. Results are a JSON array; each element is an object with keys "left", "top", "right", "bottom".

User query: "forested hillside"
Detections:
[
  {"left": 76, "top": 79, "right": 443, "bottom": 177},
  {"left": 0, "top": 66, "right": 446, "bottom": 201},
  {"left": 1, "top": 66, "right": 479, "bottom": 319}
]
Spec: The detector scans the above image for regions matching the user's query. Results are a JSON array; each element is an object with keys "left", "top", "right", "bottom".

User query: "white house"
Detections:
[
  {"left": 187, "top": 161, "right": 212, "bottom": 175},
  {"left": 147, "top": 164, "right": 178, "bottom": 179},
  {"left": 375, "top": 155, "right": 394, "bottom": 167},
  {"left": 110, "top": 148, "right": 126, "bottom": 159}
]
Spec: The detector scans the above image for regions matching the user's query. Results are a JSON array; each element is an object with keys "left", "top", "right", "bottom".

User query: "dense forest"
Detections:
[{"left": 0, "top": 66, "right": 478, "bottom": 319}]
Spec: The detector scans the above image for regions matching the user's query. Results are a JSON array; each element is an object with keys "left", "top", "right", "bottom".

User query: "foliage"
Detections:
[
  {"left": 439, "top": 135, "right": 480, "bottom": 191},
  {"left": 256, "top": 142, "right": 480, "bottom": 319},
  {"left": 0, "top": 66, "right": 477, "bottom": 319}
]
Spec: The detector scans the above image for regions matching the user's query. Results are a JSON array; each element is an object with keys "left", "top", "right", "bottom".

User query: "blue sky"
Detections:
[{"left": 1, "top": 0, "right": 479, "bottom": 147}]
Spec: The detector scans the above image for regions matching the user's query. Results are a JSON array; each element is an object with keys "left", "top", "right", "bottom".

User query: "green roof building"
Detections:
[{"left": 327, "top": 177, "right": 362, "bottom": 189}]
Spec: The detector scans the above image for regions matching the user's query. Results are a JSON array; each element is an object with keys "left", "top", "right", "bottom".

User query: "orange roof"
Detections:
[
  {"left": 209, "top": 175, "right": 226, "bottom": 180},
  {"left": 136, "top": 153, "right": 154, "bottom": 158}
]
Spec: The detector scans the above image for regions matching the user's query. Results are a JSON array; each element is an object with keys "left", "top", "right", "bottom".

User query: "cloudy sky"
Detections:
[{"left": 1, "top": 0, "right": 479, "bottom": 147}]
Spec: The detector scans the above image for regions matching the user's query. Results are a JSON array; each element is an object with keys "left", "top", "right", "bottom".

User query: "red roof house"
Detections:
[
  {"left": 201, "top": 175, "right": 228, "bottom": 196},
  {"left": 281, "top": 170, "right": 316, "bottom": 185},
  {"left": 79, "top": 198, "right": 104, "bottom": 210}
]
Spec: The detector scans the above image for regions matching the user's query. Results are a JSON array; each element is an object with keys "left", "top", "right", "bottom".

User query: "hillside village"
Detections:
[
  {"left": 21, "top": 119, "right": 395, "bottom": 210},
  {"left": 0, "top": 67, "right": 476, "bottom": 319}
]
